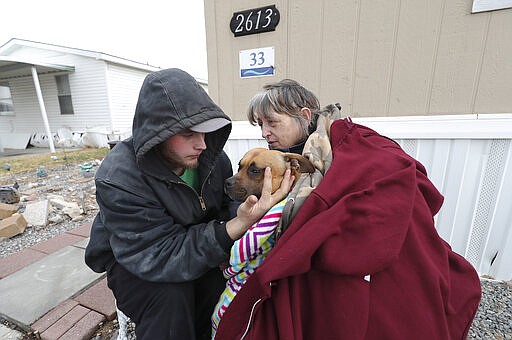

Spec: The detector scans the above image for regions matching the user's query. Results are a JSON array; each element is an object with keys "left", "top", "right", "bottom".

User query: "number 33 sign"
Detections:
[{"left": 239, "top": 47, "right": 275, "bottom": 78}]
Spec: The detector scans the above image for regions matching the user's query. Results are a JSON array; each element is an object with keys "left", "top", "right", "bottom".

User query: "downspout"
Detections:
[{"left": 31, "top": 65, "right": 56, "bottom": 153}]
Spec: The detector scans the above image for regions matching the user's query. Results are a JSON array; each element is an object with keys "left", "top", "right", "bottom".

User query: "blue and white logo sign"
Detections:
[{"left": 239, "top": 47, "right": 275, "bottom": 78}]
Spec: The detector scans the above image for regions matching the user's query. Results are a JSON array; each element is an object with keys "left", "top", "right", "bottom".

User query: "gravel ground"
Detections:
[
  {"left": 469, "top": 278, "right": 512, "bottom": 339},
  {"left": 1, "top": 161, "right": 511, "bottom": 339},
  {"left": 107, "top": 279, "right": 512, "bottom": 340}
]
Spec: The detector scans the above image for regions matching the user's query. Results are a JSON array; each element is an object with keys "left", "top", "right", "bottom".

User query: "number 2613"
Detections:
[{"left": 230, "top": 5, "right": 280, "bottom": 37}]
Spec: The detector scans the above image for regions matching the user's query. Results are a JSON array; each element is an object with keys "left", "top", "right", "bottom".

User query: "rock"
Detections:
[
  {"left": 0, "top": 324, "right": 24, "bottom": 340},
  {"left": 48, "top": 214, "right": 65, "bottom": 224},
  {"left": 0, "top": 185, "right": 20, "bottom": 204},
  {"left": 22, "top": 200, "right": 50, "bottom": 227},
  {"left": 0, "top": 202, "right": 18, "bottom": 219},
  {"left": 0, "top": 213, "right": 28, "bottom": 238},
  {"left": 62, "top": 202, "right": 83, "bottom": 220},
  {"left": 82, "top": 170, "right": 95, "bottom": 178},
  {"left": 35, "top": 166, "right": 48, "bottom": 178},
  {"left": 47, "top": 195, "right": 69, "bottom": 209},
  {"left": 20, "top": 193, "right": 38, "bottom": 202}
]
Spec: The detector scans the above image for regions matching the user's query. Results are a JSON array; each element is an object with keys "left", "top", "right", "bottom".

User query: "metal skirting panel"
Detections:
[{"left": 224, "top": 137, "right": 512, "bottom": 281}]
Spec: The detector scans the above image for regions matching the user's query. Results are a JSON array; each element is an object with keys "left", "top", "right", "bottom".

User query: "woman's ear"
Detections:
[{"left": 300, "top": 107, "right": 312, "bottom": 122}]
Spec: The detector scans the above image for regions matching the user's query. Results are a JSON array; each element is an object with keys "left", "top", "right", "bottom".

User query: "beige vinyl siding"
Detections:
[
  {"left": 473, "top": 9, "right": 512, "bottom": 113},
  {"left": 205, "top": 0, "right": 512, "bottom": 120}
]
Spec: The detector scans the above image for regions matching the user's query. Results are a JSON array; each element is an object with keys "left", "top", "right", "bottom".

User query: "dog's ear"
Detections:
[{"left": 283, "top": 153, "right": 316, "bottom": 174}]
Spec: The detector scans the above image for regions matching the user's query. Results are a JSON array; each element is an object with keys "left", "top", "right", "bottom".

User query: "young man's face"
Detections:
[{"left": 159, "top": 130, "right": 207, "bottom": 174}]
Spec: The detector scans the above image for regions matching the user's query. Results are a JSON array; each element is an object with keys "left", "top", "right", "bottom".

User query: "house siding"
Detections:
[
  {"left": 0, "top": 40, "right": 159, "bottom": 141},
  {"left": 223, "top": 120, "right": 512, "bottom": 281},
  {"left": 105, "top": 63, "right": 149, "bottom": 134},
  {"left": 0, "top": 54, "right": 111, "bottom": 134},
  {"left": 205, "top": 1, "right": 512, "bottom": 121},
  {"left": 66, "top": 57, "right": 111, "bottom": 131}
]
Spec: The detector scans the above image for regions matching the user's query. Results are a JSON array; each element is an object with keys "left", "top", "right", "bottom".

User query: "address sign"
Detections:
[{"left": 230, "top": 5, "right": 280, "bottom": 37}]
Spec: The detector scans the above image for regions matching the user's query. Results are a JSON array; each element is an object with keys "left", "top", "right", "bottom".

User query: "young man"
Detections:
[{"left": 85, "top": 68, "right": 292, "bottom": 339}]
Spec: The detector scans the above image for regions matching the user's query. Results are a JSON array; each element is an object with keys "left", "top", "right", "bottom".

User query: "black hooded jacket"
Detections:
[{"left": 85, "top": 69, "right": 235, "bottom": 282}]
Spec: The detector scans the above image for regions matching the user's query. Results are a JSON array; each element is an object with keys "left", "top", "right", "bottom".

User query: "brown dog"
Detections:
[{"left": 224, "top": 148, "right": 316, "bottom": 201}]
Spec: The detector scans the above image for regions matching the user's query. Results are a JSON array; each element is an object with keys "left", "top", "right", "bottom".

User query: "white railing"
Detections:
[{"left": 224, "top": 115, "right": 512, "bottom": 281}]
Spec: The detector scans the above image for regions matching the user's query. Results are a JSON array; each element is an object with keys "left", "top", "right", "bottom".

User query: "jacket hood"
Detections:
[{"left": 132, "top": 68, "right": 231, "bottom": 165}]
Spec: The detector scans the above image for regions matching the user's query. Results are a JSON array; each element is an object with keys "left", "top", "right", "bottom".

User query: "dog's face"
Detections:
[{"left": 224, "top": 148, "right": 315, "bottom": 201}]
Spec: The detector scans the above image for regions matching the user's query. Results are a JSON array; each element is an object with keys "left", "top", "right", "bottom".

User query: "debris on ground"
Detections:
[
  {"left": 0, "top": 184, "right": 20, "bottom": 204},
  {"left": 0, "top": 159, "right": 100, "bottom": 253}
]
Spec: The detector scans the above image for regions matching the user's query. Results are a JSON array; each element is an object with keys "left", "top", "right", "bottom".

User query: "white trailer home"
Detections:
[{"left": 0, "top": 39, "right": 207, "bottom": 152}]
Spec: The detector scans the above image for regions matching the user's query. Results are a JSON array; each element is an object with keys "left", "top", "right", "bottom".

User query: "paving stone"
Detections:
[
  {"left": 73, "top": 237, "right": 90, "bottom": 249},
  {"left": 21, "top": 199, "right": 49, "bottom": 227},
  {"left": 0, "top": 245, "right": 104, "bottom": 328},
  {"left": 39, "top": 305, "right": 90, "bottom": 340},
  {"left": 66, "top": 221, "right": 92, "bottom": 237},
  {"left": 0, "top": 247, "right": 46, "bottom": 279},
  {"left": 74, "top": 278, "right": 117, "bottom": 320},
  {"left": 31, "top": 300, "right": 79, "bottom": 334},
  {"left": 59, "top": 310, "right": 104, "bottom": 340},
  {"left": 30, "top": 232, "right": 85, "bottom": 254}
]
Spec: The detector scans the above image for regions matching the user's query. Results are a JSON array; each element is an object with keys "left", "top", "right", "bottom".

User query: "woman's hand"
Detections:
[{"left": 226, "top": 167, "right": 294, "bottom": 240}]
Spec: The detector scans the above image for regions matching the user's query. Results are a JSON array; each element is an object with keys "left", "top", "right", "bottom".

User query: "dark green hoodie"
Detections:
[{"left": 85, "top": 68, "right": 235, "bottom": 282}]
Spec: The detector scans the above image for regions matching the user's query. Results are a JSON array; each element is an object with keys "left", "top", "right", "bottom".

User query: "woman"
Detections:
[
  {"left": 213, "top": 79, "right": 481, "bottom": 340},
  {"left": 248, "top": 79, "right": 321, "bottom": 154}
]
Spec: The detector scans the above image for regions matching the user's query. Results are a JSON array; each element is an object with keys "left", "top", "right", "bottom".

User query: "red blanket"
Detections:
[{"left": 215, "top": 119, "right": 481, "bottom": 340}]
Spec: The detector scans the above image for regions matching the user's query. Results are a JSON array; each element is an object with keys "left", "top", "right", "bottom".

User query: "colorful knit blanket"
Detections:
[{"left": 211, "top": 197, "right": 287, "bottom": 339}]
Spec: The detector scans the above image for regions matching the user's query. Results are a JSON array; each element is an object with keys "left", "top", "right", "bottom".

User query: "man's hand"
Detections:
[{"left": 226, "top": 167, "right": 293, "bottom": 240}]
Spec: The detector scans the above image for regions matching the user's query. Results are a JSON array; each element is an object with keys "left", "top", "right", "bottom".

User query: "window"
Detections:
[
  {"left": 55, "top": 75, "right": 74, "bottom": 115},
  {"left": 0, "top": 83, "right": 14, "bottom": 116}
]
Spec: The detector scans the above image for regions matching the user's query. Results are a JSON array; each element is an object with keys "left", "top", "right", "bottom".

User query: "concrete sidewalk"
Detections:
[{"left": 0, "top": 222, "right": 118, "bottom": 339}]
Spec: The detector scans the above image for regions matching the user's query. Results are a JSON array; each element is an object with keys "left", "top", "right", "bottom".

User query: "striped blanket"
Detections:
[{"left": 211, "top": 197, "right": 287, "bottom": 339}]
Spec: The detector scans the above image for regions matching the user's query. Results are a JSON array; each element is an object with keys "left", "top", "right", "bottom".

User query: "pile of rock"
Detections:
[
  {"left": 0, "top": 161, "right": 99, "bottom": 247},
  {"left": 0, "top": 202, "right": 27, "bottom": 239},
  {"left": 0, "top": 196, "right": 86, "bottom": 241}
]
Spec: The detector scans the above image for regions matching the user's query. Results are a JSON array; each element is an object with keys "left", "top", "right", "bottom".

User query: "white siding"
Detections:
[
  {"left": 394, "top": 138, "right": 512, "bottom": 281},
  {"left": 1, "top": 76, "right": 49, "bottom": 134},
  {"left": 69, "top": 59, "right": 111, "bottom": 131},
  {"left": 224, "top": 120, "right": 512, "bottom": 281},
  {"left": 0, "top": 42, "right": 158, "bottom": 139},
  {"left": 105, "top": 64, "right": 149, "bottom": 134},
  {"left": 0, "top": 54, "right": 111, "bottom": 135}
]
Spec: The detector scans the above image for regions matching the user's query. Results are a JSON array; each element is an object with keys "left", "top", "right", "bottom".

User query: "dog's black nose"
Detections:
[{"left": 224, "top": 177, "right": 235, "bottom": 190}]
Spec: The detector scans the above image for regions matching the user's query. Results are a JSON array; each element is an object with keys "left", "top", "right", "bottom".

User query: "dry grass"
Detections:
[{"left": 0, "top": 147, "right": 110, "bottom": 176}]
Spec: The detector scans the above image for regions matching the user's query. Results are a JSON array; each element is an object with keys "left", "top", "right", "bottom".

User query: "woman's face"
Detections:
[{"left": 257, "top": 109, "right": 311, "bottom": 149}]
